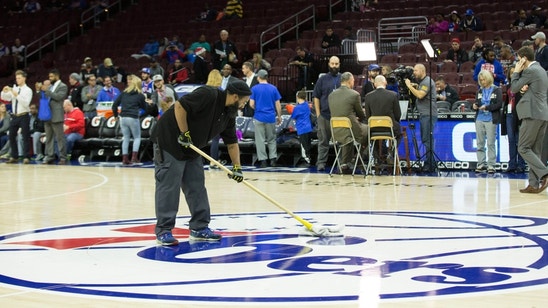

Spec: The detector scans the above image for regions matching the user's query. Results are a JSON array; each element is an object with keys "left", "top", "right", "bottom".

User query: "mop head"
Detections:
[{"left": 301, "top": 224, "right": 345, "bottom": 237}]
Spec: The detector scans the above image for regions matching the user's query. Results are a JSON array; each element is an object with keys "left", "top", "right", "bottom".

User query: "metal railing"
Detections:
[
  {"left": 80, "top": 1, "right": 125, "bottom": 35},
  {"left": 377, "top": 16, "right": 428, "bottom": 55},
  {"left": 24, "top": 23, "right": 71, "bottom": 68},
  {"left": 259, "top": 5, "right": 316, "bottom": 55}
]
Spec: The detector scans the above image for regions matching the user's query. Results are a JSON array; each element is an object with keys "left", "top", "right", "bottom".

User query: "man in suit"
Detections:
[
  {"left": 364, "top": 75, "right": 402, "bottom": 141},
  {"left": 213, "top": 30, "right": 238, "bottom": 70},
  {"left": 39, "top": 68, "right": 68, "bottom": 164},
  {"left": 510, "top": 46, "right": 548, "bottom": 193},
  {"left": 328, "top": 71, "right": 367, "bottom": 172},
  {"left": 241, "top": 61, "right": 258, "bottom": 117}
]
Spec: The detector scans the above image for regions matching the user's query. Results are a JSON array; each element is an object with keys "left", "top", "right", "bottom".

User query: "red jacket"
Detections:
[{"left": 64, "top": 107, "right": 85, "bottom": 136}]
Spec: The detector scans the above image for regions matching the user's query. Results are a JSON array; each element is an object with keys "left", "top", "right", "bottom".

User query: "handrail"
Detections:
[
  {"left": 24, "top": 23, "right": 70, "bottom": 67},
  {"left": 80, "top": 0, "right": 125, "bottom": 34},
  {"left": 259, "top": 5, "right": 316, "bottom": 55},
  {"left": 329, "top": 0, "right": 345, "bottom": 20}
]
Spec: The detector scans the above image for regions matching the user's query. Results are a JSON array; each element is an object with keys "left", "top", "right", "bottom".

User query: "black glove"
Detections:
[
  {"left": 177, "top": 131, "right": 192, "bottom": 148},
  {"left": 228, "top": 165, "right": 244, "bottom": 183}
]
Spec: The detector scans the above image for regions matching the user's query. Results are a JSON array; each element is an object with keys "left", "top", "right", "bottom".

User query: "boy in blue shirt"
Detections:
[{"left": 290, "top": 90, "right": 313, "bottom": 166}]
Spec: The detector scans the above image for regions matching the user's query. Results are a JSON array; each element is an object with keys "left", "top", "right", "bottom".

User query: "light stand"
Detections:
[{"left": 418, "top": 39, "right": 446, "bottom": 172}]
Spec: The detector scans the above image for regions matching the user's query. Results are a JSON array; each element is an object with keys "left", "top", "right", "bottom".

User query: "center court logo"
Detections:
[{"left": 1, "top": 211, "right": 548, "bottom": 303}]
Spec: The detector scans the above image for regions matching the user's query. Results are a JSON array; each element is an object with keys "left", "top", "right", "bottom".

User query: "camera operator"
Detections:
[
  {"left": 381, "top": 65, "right": 399, "bottom": 96},
  {"left": 404, "top": 64, "right": 438, "bottom": 172}
]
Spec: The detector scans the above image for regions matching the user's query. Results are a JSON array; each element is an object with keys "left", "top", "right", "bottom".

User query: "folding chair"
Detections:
[
  {"left": 366, "top": 116, "right": 402, "bottom": 176},
  {"left": 329, "top": 117, "right": 367, "bottom": 176}
]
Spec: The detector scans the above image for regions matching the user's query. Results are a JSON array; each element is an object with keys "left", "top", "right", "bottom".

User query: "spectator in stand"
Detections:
[
  {"left": 224, "top": 0, "right": 243, "bottom": 19},
  {"left": 473, "top": 70, "right": 503, "bottom": 174},
  {"left": 532, "top": 31, "right": 548, "bottom": 71},
  {"left": 160, "top": 42, "right": 186, "bottom": 65},
  {"left": 499, "top": 45, "right": 517, "bottom": 75},
  {"left": 474, "top": 48, "right": 507, "bottom": 86},
  {"left": 0, "top": 42, "right": 10, "bottom": 58},
  {"left": 197, "top": 4, "right": 217, "bottom": 22},
  {"left": 112, "top": 75, "right": 149, "bottom": 165},
  {"left": 67, "top": 72, "right": 83, "bottom": 110},
  {"left": 511, "top": 9, "right": 529, "bottom": 31},
  {"left": 80, "top": 57, "right": 97, "bottom": 83},
  {"left": 469, "top": 36, "right": 487, "bottom": 64},
  {"left": 361, "top": 63, "right": 381, "bottom": 99},
  {"left": 251, "top": 53, "right": 271, "bottom": 73},
  {"left": 149, "top": 56, "right": 165, "bottom": 79},
  {"left": 96, "top": 57, "right": 117, "bottom": 83},
  {"left": 192, "top": 47, "right": 209, "bottom": 84},
  {"left": 448, "top": 10, "right": 460, "bottom": 33},
  {"left": 28, "top": 103, "right": 44, "bottom": 161},
  {"left": 435, "top": 76, "right": 459, "bottom": 106},
  {"left": 63, "top": 99, "right": 85, "bottom": 161},
  {"left": 38, "top": 68, "right": 68, "bottom": 165},
  {"left": 426, "top": 13, "right": 449, "bottom": 34},
  {"left": 492, "top": 36, "right": 514, "bottom": 60},
  {"left": 80, "top": 75, "right": 101, "bottom": 118},
  {"left": 249, "top": 69, "right": 282, "bottom": 168},
  {"left": 321, "top": 26, "right": 341, "bottom": 51},
  {"left": 525, "top": 5, "right": 547, "bottom": 30},
  {"left": 313, "top": 56, "right": 341, "bottom": 171},
  {"left": 445, "top": 38, "right": 469, "bottom": 67},
  {"left": 289, "top": 46, "right": 315, "bottom": 91},
  {"left": 342, "top": 26, "right": 357, "bottom": 40},
  {"left": 96, "top": 76, "right": 121, "bottom": 117},
  {"left": 2, "top": 70, "right": 32, "bottom": 164},
  {"left": 168, "top": 59, "right": 189, "bottom": 85},
  {"left": 241, "top": 61, "right": 259, "bottom": 117},
  {"left": 189, "top": 34, "right": 212, "bottom": 53},
  {"left": 163, "top": 35, "right": 184, "bottom": 51},
  {"left": 23, "top": 0, "right": 41, "bottom": 13},
  {"left": 290, "top": 90, "right": 313, "bottom": 167},
  {"left": 151, "top": 75, "right": 178, "bottom": 116},
  {"left": 140, "top": 68, "right": 154, "bottom": 99},
  {"left": 459, "top": 9, "right": 483, "bottom": 32},
  {"left": 522, "top": 39, "right": 535, "bottom": 51},
  {"left": 11, "top": 38, "right": 25, "bottom": 69},
  {"left": 213, "top": 30, "right": 238, "bottom": 70},
  {"left": 131, "top": 36, "right": 159, "bottom": 60}
]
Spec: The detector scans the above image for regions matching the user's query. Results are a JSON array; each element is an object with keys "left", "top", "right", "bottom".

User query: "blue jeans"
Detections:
[
  {"left": 65, "top": 133, "right": 83, "bottom": 156},
  {"left": 120, "top": 117, "right": 141, "bottom": 155}
]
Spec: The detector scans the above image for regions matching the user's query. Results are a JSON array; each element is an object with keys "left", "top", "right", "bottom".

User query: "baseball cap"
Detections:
[
  {"left": 531, "top": 31, "right": 546, "bottom": 40},
  {"left": 141, "top": 67, "right": 150, "bottom": 75},
  {"left": 451, "top": 37, "right": 461, "bottom": 44},
  {"left": 450, "top": 10, "right": 458, "bottom": 15},
  {"left": 195, "top": 47, "right": 206, "bottom": 56},
  {"left": 465, "top": 9, "right": 474, "bottom": 16},
  {"left": 152, "top": 75, "right": 163, "bottom": 82},
  {"left": 84, "top": 57, "right": 92, "bottom": 62},
  {"left": 257, "top": 69, "right": 268, "bottom": 79},
  {"left": 104, "top": 58, "right": 113, "bottom": 66},
  {"left": 368, "top": 64, "right": 381, "bottom": 71},
  {"left": 226, "top": 80, "right": 252, "bottom": 96}
]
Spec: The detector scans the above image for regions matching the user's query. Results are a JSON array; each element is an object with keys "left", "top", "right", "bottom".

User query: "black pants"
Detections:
[{"left": 9, "top": 114, "right": 30, "bottom": 159}]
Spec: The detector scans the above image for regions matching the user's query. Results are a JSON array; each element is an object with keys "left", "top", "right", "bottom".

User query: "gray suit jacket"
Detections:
[
  {"left": 328, "top": 85, "right": 366, "bottom": 143},
  {"left": 45, "top": 81, "right": 68, "bottom": 123},
  {"left": 511, "top": 62, "right": 548, "bottom": 121}
]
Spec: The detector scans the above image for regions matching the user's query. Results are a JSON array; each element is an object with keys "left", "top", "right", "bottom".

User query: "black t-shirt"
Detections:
[{"left": 151, "top": 86, "right": 238, "bottom": 160}]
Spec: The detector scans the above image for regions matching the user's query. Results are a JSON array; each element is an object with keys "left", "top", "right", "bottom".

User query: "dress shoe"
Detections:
[
  {"left": 6, "top": 158, "right": 18, "bottom": 164},
  {"left": 519, "top": 185, "right": 539, "bottom": 194},
  {"left": 538, "top": 175, "right": 548, "bottom": 193},
  {"left": 270, "top": 159, "right": 277, "bottom": 167},
  {"left": 259, "top": 160, "right": 267, "bottom": 168}
]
